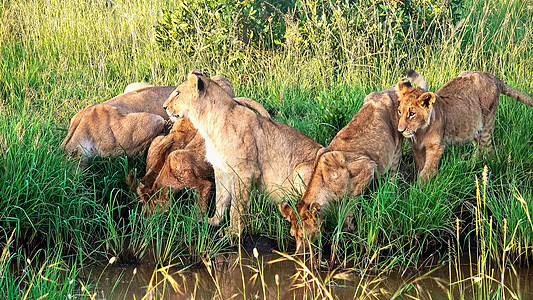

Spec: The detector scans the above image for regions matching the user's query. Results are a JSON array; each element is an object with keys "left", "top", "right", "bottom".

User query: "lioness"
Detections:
[
  {"left": 397, "top": 71, "right": 533, "bottom": 181},
  {"left": 132, "top": 76, "right": 272, "bottom": 213},
  {"left": 61, "top": 85, "right": 175, "bottom": 163},
  {"left": 163, "top": 71, "right": 322, "bottom": 234},
  {"left": 280, "top": 88, "right": 406, "bottom": 249}
]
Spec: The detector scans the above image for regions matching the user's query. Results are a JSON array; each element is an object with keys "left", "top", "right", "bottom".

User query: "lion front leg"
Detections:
[
  {"left": 419, "top": 142, "right": 444, "bottom": 182},
  {"left": 208, "top": 168, "right": 232, "bottom": 226},
  {"left": 411, "top": 147, "right": 426, "bottom": 174},
  {"left": 229, "top": 178, "right": 252, "bottom": 236}
]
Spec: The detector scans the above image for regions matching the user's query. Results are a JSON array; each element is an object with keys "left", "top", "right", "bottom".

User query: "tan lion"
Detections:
[
  {"left": 163, "top": 71, "right": 322, "bottom": 234},
  {"left": 131, "top": 77, "right": 272, "bottom": 213},
  {"left": 129, "top": 117, "right": 213, "bottom": 213},
  {"left": 397, "top": 71, "right": 533, "bottom": 181},
  {"left": 61, "top": 75, "right": 245, "bottom": 166},
  {"left": 280, "top": 88, "right": 406, "bottom": 249},
  {"left": 61, "top": 84, "right": 174, "bottom": 164}
]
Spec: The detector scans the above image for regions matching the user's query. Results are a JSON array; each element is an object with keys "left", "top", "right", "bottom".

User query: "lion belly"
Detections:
[{"left": 442, "top": 110, "right": 483, "bottom": 145}]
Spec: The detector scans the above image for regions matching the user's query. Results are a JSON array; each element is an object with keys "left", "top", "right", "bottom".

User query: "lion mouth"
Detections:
[
  {"left": 168, "top": 115, "right": 180, "bottom": 122},
  {"left": 167, "top": 110, "right": 184, "bottom": 119},
  {"left": 402, "top": 131, "right": 415, "bottom": 139}
]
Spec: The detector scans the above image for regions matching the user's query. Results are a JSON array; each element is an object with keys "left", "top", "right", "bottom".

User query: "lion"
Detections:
[
  {"left": 163, "top": 71, "right": 322, "bottom": 235},
  {"left": 279, "top": 88, "right": 407, "bottom": 250},
  {"left": 397, "top": 71, "right": 533, "bottom": 181},
  {"left": 129, "top": 117, "right": 213, "bottom": 213},
  {"left": 61, "top": 75, "right": 245, "bottom": 166},
  {"left": 61, "top": 85, "right": 175, "bottom": 164},
  {"left": 131, "top": 77, "right": 273, "bottom": 213}
]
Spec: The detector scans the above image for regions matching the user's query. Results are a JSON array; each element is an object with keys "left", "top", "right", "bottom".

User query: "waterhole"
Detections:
[{"left": 78, "top": 252, "right": 533, "bottom": 299}]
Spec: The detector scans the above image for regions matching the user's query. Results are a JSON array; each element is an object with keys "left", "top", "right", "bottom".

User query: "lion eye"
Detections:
[
  {"left": 398, "top": 109, "right": 401, "bottom": 115},
  {"left": 409, "top": 112, "right": 416, "bottom": 118}
]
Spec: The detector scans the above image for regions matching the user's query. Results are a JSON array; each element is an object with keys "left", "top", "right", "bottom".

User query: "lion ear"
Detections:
[
  {"left": 197, "top": 77, "right": 205, "bottom": 91},
  {"left": 309, "top": 202, "right": 321, "bottom": 216},
  {"left": 279, "top": 202, "right": 294, "bottom": 220},
  {"left": 397, "top": 78, "right": 412, "bottom": 95},
  {"left": 191, "top": 69, "right": 204, "bottom": 76},
  {"left": 188, "top": 72, "right": 206, "bottom": 93},
  {"left": 418, "top": 92, "right": 436, "bottom": 110},
  {"left": 323, "top": 151, "right": 346, "bottom": 166}
]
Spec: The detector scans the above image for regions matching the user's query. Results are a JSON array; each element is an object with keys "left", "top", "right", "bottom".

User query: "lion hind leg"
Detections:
[
  {"left": 476, "top": 114, "right": 496, "bottom": 158},
  {"left": 347, "top": 156, "right": 377, "bottom": 197}
]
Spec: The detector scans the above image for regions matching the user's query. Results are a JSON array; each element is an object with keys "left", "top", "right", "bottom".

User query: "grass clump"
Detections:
[{"left": 0, "top": 112, "right": 102, "bottom": 254}]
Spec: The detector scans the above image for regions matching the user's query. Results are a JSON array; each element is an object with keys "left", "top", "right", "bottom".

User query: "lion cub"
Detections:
[
  {"left": 397, "top": 71, "right": 533, "bottom": 181},
  {"left": 130, "top": 117, "right": 214, "bottom": 213},
  {"left": 280, "top": 88, "right": 405, "bottom": 249},
  {"left": 61, "top": 84, "right": 175, "bottom": 164},
  {"left": 163, "top": 71, "right": 321, "bottom": 235}
]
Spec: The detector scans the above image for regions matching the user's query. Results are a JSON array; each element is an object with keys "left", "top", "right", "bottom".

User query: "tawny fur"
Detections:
[
  {"left": 131, "top": 76, "right": 273, "bottom": 214},
  {"left": 397, "top": 71, "right": 533, "bottom": 181},
  {"left": 61, "top": 85, "right": 175, "bottom": 163},
  {"left": 280, "top": 89, "right": 404, "bottom": 248},
  {"left": 163, "top": 71, "right": 322, "bottom": 234},
  {"left": 129, "top": 118, "right": 214, "bottom": 213}
]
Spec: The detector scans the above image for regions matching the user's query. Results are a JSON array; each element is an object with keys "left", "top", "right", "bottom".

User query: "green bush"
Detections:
[
  {"left": 155, "top": 0, "right": 294, "bottom": 52},
  {"left": 155, "top": 0, "right": 464, "bottom": 60}
]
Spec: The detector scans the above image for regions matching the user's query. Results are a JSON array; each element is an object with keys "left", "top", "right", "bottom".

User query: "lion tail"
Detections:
[
  {"left": 407, "top": 69, "right": 428, "bottom": 91},
  {"left": 499, "top": 80, "right": 533, "bottom": 107},
  {"left": 233, "top": 97, "right": 271, "bottom": 118}
]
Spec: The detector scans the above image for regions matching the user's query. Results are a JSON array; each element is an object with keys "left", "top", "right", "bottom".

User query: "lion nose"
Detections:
[{"left": 163, "top": 106, "right": 168, "bottom": 110}]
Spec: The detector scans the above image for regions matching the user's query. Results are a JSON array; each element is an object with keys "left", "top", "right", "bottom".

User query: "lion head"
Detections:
[
  {"left": 126, "top": 172, "right": 173, "bottom": 213},
  {"left": 280, "top": 201, "right": 322, "bottom": 251},
  {"left": 280, "top": 149, "right": 350, "bottom": 250},
  {"left": 396, "top": 78, "right": 436, "bottom": 138},
  {"left": 163, "top": 71, "right": 234, "bottom": 121}
]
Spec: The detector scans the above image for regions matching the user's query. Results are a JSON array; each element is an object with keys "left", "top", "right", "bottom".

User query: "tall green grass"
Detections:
[{"left": 1, "top": 0, "right": 533, "bottom": 298}]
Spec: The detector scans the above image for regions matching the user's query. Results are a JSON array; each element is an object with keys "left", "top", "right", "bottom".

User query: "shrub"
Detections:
[
  {"left": 155, "top": 0, "right": 464, "bottom": 60},
  {"left": 155, "top": 0, "right": 294, "bottom": 52}
]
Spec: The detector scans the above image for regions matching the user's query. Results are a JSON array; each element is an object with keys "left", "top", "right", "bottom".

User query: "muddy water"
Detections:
[{"left": 79, "top": 252, "right": 533, "bottom": 299}]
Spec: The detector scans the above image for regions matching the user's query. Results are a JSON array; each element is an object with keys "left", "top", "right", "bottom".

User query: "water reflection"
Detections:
[{"left": 79, "top": 252, "right": 533, "bottom": 299}]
